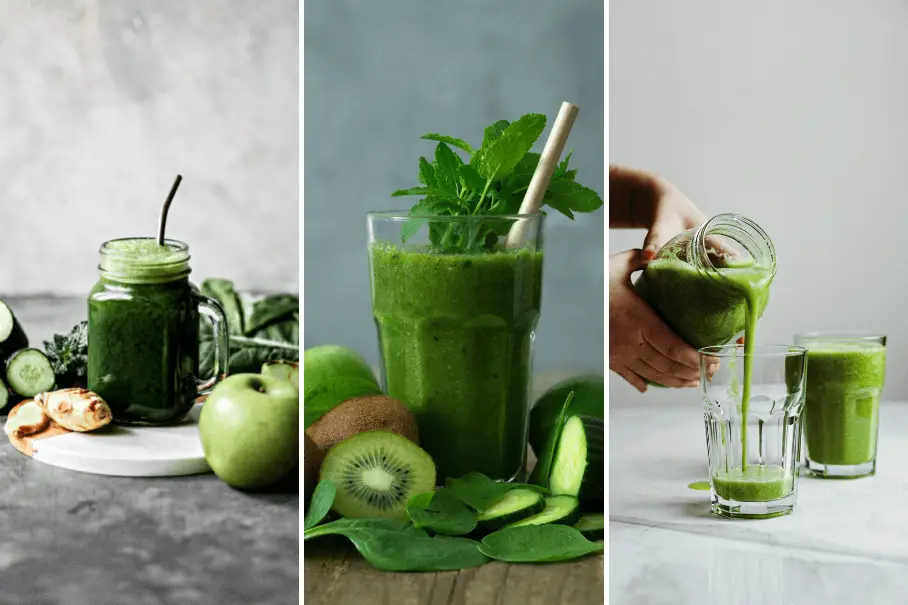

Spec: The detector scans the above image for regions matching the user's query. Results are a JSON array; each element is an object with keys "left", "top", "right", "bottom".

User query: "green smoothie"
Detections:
[
  {"left": 88, "top": 238, "right": 201, "bottom": 425},
  {"left": 802, "top": 341, "right": 886, "bottom": 467},
  {"left": 369, "top": 243, "right": 543, "bottom": 481},
  {"left": 639, "top": 258, "right": 771, "bottom": 350},
  {"left": 712, "top": 465, "right": 791, "bottom": 501}
]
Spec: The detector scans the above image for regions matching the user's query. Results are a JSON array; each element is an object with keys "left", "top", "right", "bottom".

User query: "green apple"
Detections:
[
  {"left": 199, "top": 373, "right": 299, "bottom": 490},
  {"left": 261, "top": 360, "right": 299, "bottom": 389},
  {"left": 303, "top": 345, "right": 378, "bottom": 396}
]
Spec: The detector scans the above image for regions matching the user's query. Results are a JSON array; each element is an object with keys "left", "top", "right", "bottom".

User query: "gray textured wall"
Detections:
[
  {"left": 303, "top": 0, "right": 605, "bottom": 373},
  {"left": 0, "top": 0, "right": 299, "bottom": 296},
  {"left": 611, "top": 0, "right": 908, "bottom": 404}
]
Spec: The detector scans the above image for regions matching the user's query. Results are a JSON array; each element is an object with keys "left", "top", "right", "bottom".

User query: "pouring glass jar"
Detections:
[{"left": 634, "top": 213, "right": 777, "bottom": 350}]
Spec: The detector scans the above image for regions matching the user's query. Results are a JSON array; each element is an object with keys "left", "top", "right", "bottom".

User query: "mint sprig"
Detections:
[{"left": 392, "top": 113, "right": 603, "bottom": 251}]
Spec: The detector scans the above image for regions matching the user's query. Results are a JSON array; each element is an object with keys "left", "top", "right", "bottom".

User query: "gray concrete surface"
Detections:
[{"left": 0, "top": 297, "right": 299, "bottom": 605}]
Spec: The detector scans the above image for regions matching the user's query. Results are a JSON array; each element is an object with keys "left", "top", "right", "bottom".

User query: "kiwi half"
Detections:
[{"left": 320, "top": 430, "right": 436, "bottom": 521}]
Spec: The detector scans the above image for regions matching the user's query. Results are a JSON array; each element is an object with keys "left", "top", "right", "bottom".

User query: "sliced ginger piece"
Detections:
[{"left": 34, "top": 388, "right": 112, "bottom": 432}]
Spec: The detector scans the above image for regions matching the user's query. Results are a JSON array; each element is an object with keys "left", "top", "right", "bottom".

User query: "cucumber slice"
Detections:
[
  {"left": 505, "top": 495, "right": 581, "bottom": 528},
  {"left": 0, "top": 376, "right": 9, "bottom": 413},
  {"left": 573, "top": 513, "right": 604, "bottom": 540},
  {"left": 476, "top": 488, "right": 545, "bottom": 531},
  {"left": 0, "top": 300, "right": 28, "bottom": 363},
  {"left": 549, "top": 415, "right": 604, "bottom": 510},
  {"left": 6, "top": 349, "right": 55, "bottom": 398}
]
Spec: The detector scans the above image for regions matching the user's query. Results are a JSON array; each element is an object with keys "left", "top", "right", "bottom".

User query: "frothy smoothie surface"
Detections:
[{"left": 803, "top": 341, "right": 886, "bottom": 466}]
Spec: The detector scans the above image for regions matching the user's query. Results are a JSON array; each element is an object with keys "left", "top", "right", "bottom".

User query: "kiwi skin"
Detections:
[
  {"left": 304, "top": 433, "right": 325, "bottom": 502},
  {"left": 306, "top": 395, "right": 419, "bottom": 451}
]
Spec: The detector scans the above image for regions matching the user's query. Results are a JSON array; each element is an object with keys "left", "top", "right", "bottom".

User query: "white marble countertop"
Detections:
[{"left": 610, "top": 403, "right": 908, "bottom": 605}]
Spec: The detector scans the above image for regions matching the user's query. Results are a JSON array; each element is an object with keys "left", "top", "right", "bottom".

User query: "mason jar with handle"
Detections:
[
  {"left": 88, "top": 237, "right": 229, "bottom": 425},
  {"left": 634, "top": 213, "right": 777, "bottom": 353}
]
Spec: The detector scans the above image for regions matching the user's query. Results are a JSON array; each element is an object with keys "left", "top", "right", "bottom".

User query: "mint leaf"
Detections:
[
  {"left": 433, "top": 143, "right": 464, "bottom": 196},
  {"left": 391, "top": 187, "right": 432, "bottom": 197},
  {"left": 401, "top": 195, "right": 462, "bottom": 243},
  {"left": 418, "top": 156, "right": 437, "bottom": 187},
  {"left": 544, "top": 179, "right": 603, "bottom": 219},
  {"left": 421, "top": 134, "right": 474, "bottom": 155},
  {"left": 482, "top": 120, "right": 510, "bottom": 148},
  {"left": 457, "top": 164, "right": 487, "bottom": 196},
  {"left": 472, "top": 114, "right": 546, "bottom": 181},
  {"left": 554, "top": 150, "right": 576, "bottom": 181}
]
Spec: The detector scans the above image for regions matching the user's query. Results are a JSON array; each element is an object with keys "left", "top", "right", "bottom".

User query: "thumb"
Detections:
[
  {"left": 611, "top": 248, "right": 646, "bottom": 277},
  {"left": 642, "top": 221, "right": 680, "bottom": 260}
]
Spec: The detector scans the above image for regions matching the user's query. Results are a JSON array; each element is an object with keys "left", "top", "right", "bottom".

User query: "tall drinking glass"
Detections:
[
  {"left": 795, "top": 331, "right": 886, "bottom": 479},
  {"left": 700, "top": 344, "right": 807, "bottom": 519},
  {"left": 367, "top": 212, "right": 544, "bottom": 482}
]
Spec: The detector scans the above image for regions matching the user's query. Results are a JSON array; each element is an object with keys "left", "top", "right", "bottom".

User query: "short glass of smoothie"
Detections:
[
  {"left": 88, "top": 238, "right": 230, "bottom": 425},
  {"left": 795, "top": 331, "right": 887, "bottom": 479},
  {"left": 700, "top": 344, "right": 808, "bottom": 519},
  {"left": 367, "top": 211, "right": 544, "bottom": 482}
]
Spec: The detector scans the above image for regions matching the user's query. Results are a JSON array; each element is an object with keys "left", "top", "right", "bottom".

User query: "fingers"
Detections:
[
  {"left": 629, "top": 358, "right": 699, "bottom": 388},
  {"left": 613, "top": 365, "right": 647, "bottom": 393},
  {"left": 637, "top": 342, "right": 701, "bottom": 382},
  {"left": 641, "top": 327, "right": 700, "bottom": 371},
  {"left": 642, "top": 220, "right": 681, "bottom": 260},
  {"left": 610, "top": 248, "right": 647, "bottom": 275}
]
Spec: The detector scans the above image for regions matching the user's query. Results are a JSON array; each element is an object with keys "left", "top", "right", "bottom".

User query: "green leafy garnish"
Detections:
[
  {"left": 392, "top": 113, "right": 603, "bottom": 252},
  {"left": 43, "top": 321, "right": 88, "bottom": 389},
  {"left": 304, "top": 479, "right": 336, "bottom": 530},
  {"left": 478, "top": 525, "right": 604, "bottom": 563},
  {"left": 406, "top": 489, "right": 478, "bottom": 536}
]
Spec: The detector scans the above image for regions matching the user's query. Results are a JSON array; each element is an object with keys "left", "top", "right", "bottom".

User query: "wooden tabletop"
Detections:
[
  {"left": 304, "top": 539, "right": 603, "bottom": 605},
  {"left": 304, "top": 446, "right": 604, "bottom": 605}
]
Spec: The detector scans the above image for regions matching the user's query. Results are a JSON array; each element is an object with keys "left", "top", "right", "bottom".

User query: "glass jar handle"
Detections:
[{"left": 195, "top": 293, "right": 230, "bottom": 395}]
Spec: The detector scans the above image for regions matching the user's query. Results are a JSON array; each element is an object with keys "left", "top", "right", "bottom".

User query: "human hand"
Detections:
[
  {"left": 610, "top": 249, "right": 712, "bottom": 392},
  {"left": 641, "top": 179, "right": 708, "bottom": 260}
]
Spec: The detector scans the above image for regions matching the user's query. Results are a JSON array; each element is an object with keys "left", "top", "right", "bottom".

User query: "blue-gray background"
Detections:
[{"left": 303, "top": 0, "right": 605, "bottom": 372}]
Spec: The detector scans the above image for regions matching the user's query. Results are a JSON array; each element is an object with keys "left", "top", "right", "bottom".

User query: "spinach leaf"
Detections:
[
  {"left": 444, "top": 472, "right": 510, "bottom": 513},
  {"left": 198, "top": 281, "right": 300, "bottom": 378},
  {"left": 479, "top": 525, "right": 604, "bottom": 563},
  {"left": 304, "top": 480, "right": 336, "bottom": 530},
  {"left": 303, "top": 517, "right": 419, "bottom": 540},
  {"left": 245, "top": 294, "right": 299, "bottom": 335},
  {"left": 406, "top": 489, "right": 478, "bottom": 536},
  {"left": 201, "top": 279, "right": 245, "bottom": 335},
  {"left": 305, "top": 518, "right": 487, "bottom": 572}
]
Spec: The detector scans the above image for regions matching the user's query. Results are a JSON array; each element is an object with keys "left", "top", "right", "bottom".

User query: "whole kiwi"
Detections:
[
  {"left": 304, "top": 433, "right": 325, "bottom": 501},
  {"left": 306, "top": 395, "right": 419, "bottom": 451}
]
